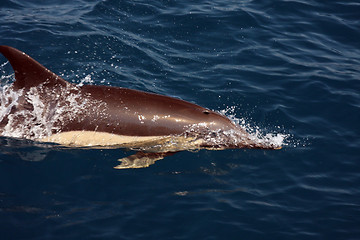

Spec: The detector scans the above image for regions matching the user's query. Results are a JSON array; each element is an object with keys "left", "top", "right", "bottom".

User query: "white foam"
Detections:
[
  {"left": 218, "top": 106, "right": 289, "bottom": 149},
  {"left": 0, "top": 81, "right": 100, "bottom": 140},
  {"left": 76, "top": 74, "right": 94, "bottom": 87},
  {"left": 0, "top": 85, "right": 21, "bottom": 123}
]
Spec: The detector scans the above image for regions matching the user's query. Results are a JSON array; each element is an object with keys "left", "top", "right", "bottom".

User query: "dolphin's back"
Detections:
[{"left": 78, "top": 84, "right": 229, "bottom": 136}]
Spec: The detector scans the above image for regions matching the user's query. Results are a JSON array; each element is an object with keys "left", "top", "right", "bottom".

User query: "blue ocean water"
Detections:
[{"left": 1, "top": 0, "right": 359, "bottom": 239}]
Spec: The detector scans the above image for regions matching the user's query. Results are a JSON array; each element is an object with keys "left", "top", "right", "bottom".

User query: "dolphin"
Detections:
[{"left": 0, "top": 45, "right": 281, "bottom": 168}]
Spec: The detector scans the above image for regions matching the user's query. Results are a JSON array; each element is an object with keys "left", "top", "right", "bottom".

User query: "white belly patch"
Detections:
[{"left": 38, "top": 131, "right": 166, "bottom": 147}]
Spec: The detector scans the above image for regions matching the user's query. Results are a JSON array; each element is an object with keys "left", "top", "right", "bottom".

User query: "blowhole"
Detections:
[{"left": 203, "top": 111, "right": 210, "bottom": 115}]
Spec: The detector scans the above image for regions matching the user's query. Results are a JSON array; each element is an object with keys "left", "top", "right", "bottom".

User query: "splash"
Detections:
[
  {"left": 0, "top": 61, "right": 14, "bottom": 86},
  {"left": 76, "top": 74, "right": 94, "bottom": 87},
  {"left": 0, "top": 81, "right": 97, "bottom": 140},
  {"left": 218, "top": 106, "right": 288, "bottom": 149},
  {"left": 0, "top": 85, "right": 21, "bottom": 123}
]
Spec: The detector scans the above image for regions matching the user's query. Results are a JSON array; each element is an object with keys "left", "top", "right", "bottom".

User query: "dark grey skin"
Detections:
[{"left": 0, "top": 45, "right": 277, "bottom": 152}]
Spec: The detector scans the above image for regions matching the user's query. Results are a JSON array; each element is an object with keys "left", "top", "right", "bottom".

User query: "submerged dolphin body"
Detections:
[{"left": 0, "top": 45, "right": 280, "bottom": 168}]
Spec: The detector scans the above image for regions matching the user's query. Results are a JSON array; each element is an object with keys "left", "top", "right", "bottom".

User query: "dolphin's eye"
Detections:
[{"left": 203, "top": 111, "right": 210, "bottom": 115}]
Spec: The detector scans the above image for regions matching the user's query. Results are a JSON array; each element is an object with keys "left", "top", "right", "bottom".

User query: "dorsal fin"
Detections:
[{"left": 0, "top": 45, "right": 70, "bottom": 90}]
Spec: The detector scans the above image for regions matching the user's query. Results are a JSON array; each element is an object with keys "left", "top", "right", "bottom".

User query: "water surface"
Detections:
[{"left": 1, "top": 0, "right": 359, "bottom": 239}]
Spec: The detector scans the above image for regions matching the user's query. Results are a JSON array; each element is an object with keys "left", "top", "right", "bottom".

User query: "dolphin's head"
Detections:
[{"left": 177, "top": 108, "right": 280, "bottom": 150}]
